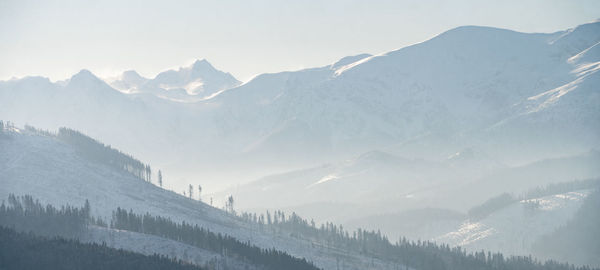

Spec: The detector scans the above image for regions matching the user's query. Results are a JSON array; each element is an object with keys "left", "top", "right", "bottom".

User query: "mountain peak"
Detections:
[
  {"left": 432, "top": 25, "right": 526, "bottom": 43},
  {"left": 121, "top": 70, "right": 147, "bottom": 82},
  {"left": 108, "top": 70, "right": 149, "bottom": 91},
  {"left": 122, "top": 69, "right": 141, "bottom": 77},
  {"left": 67, "top": 69, "right": 112, "bottom": 90},
  {"left": 70, "top": 69, "right": 101, "bottom": 82},
  {"left": 191, "top": 59, "right": 215, "bottom": 71},
  {"left": 74, "top": 69, "right": 95, "bottom": 77}
]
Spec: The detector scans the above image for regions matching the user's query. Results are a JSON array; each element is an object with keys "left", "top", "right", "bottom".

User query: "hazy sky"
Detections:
[{"left": 1, "top": 0, "right": 598, "bottom": 82}]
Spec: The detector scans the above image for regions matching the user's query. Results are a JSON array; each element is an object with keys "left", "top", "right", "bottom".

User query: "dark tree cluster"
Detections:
[
  {"left": 238, "top": 210, "right": 598, "bottom": 270},
  {"left": 57, "top": 127, "right": 152, "bottom": 182},
  {"left": 0, "top": 226, "right": 204, "bottom": 270},
  {"left": 111, "top": 208, "right": 320, "bottom": 270},
  {"left": 0, "top": 194, "right": 90, "bottom": 238}
]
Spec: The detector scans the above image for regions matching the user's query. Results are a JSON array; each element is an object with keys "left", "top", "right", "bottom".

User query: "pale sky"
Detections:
[{"left": 1, "top": 0, "right": 599, "bottom": 82}]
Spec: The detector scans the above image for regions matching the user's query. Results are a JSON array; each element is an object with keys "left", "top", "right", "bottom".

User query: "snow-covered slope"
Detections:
[
  {"left": 436, "top": 190, "right": 592, "bottom": 257},
  {"left": 480, "top": 29, "right": 600, "bottom": 163},
  {"left": 0, "top": 128, "right": 402, "bottom": 270}
]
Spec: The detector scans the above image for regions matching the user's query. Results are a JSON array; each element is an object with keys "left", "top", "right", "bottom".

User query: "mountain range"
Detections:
[{"left": 2, "top": 22, "right": 598, "bottom": 194}]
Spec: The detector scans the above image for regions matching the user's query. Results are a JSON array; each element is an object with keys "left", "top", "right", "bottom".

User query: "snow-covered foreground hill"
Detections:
[
  {"left": 0, "top": 128, "right": 403, "bottom": 270},
  {"left": 2, "top": 126, "right": 598, "bottom": 269}
]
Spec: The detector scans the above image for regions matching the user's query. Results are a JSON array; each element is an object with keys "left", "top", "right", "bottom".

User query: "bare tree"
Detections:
[{"left": 158, "top": 170, "right": 163, "bottom": 187}]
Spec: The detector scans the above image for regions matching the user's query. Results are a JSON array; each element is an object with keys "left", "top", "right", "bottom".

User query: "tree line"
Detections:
[
  {"left": 110, "top": 208, "right": 320, "bottom": 270},
  {"left": 0, "top": 194, "right": 90, "bottom": 238},
  {"left": 57, "top": 127, "right": 152, "bottom": 182}
]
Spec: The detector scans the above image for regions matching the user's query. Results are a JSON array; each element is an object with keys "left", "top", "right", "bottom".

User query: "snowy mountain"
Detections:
[
  {"left": 179, "top": 20, "right": 598, "bottom": 168},
  {"left": 108, "top": 59, "right": 241, "bottom": 101},
  {"left": 0, "top": 21, "right": 599, "bottom": 193}
]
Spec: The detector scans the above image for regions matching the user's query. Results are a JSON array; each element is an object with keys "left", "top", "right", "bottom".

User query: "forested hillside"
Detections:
[
  {"left": 0, "top": 227, "right": 204, "bottom": 270},
  {"left": 0, "top": 195, "right": 319, "bottom": 270},
  {"left": 3, "top": 194, "right": 597, "bottom": 270}
]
